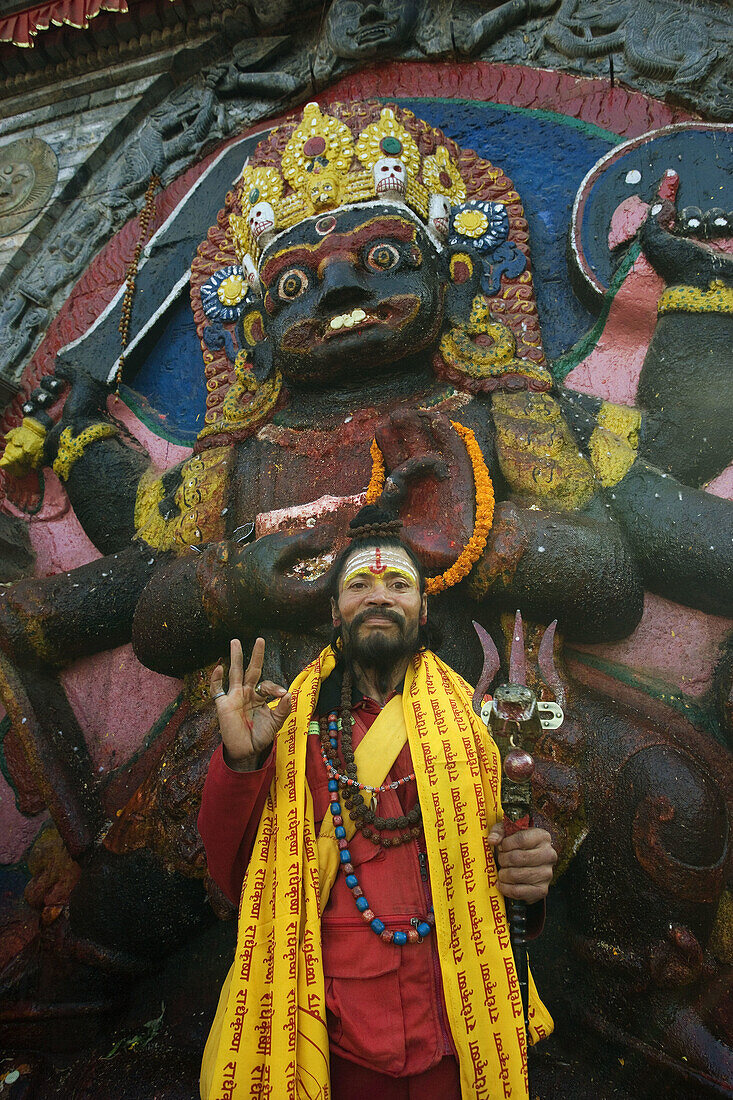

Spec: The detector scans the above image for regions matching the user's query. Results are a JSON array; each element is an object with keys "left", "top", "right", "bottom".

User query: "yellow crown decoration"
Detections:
[
  {"left": 228, "top": 103, "right": 466, "bottom": 272},
  {"left": 354, "top": 106, "right": 428, "bottom": 220},
  {"left": 423, "top": 146, "right": 467, "bottom": 206},
  {"left": 281, "top": 102, "right": 355, "bottom": 190},
  {"left": 353, "top": 107, "right": 421, "bottom": 174}
]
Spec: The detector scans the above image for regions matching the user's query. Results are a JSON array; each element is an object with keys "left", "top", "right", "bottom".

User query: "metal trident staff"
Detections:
[{"left": 472, "top": 611, "right": 564, "bottom": 1034}]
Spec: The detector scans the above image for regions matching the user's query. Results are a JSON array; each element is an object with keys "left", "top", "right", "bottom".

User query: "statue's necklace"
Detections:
[
  {"left": 318, "top": 667, "right": 434, "bottom": 946},
  {"left": 366, "top": 419, "right": 495, "bottom": 595}
]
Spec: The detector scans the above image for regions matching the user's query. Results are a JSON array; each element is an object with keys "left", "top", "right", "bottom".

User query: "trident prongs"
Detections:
[
  {"left": 471, "top": 620, "right": 501, "bottom": 716},
  {"left": 508, "top": 608, "right": 526, "bottom": 686},
  {"left": 538, "top": 619, "right": 566, "bottom": 709}
]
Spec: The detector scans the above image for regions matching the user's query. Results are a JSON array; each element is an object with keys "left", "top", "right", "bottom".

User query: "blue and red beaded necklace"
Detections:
[{"left": 316, "top": 665, "right": 434, "bottom": 946}]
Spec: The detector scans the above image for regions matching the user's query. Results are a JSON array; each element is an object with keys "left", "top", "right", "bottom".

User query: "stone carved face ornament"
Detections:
[
  {"left": 326, "top": 0, "right": 420, "bottom": 59},
  {"left": 0, "top": 137, "right": 58, "bottom": 237},
  {"left": 0, "top": 161, "right": 35, "bottom": 211}
]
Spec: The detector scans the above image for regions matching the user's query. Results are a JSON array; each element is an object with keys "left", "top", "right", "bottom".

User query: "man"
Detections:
[{"left": 198, "top": 508, "right": 556, "bottom": 1100}]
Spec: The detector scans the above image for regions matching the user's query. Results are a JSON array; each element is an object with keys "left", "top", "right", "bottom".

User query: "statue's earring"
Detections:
[
  {"left": 221, "top": 350, "right": 282, "bottom": 428},
  {"left": 238, "top": 303, "right": 274, "bottom": 384}
]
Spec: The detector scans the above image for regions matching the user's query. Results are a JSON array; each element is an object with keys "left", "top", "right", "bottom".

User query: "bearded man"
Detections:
[{"left": 198, "top": 506, "right": 557, "bottom": 1100}]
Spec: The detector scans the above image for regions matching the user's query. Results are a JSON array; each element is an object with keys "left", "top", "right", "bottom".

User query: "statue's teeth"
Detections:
[{"left": 330, "top": 308, "right": 367, "bottom": 330}]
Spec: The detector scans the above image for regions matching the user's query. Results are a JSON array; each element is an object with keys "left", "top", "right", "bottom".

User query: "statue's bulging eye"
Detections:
[
  {"left": 365, "top": 243, "right": 401, "bottom": 272},
  {"left": 277, "top": 268, "right": 309, "bottom": 301}
]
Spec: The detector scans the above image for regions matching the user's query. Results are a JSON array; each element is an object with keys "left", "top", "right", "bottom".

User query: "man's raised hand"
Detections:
[{"left": 210, "top": 637, "right": 291, "bottom": 772}]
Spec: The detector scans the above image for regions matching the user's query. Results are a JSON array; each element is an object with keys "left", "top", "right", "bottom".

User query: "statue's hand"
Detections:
[
  {"left": 0, "top": 420, "right": 47, "bottom": 478},
  {"left": 55, "top": 364, "right": 112, "bottom": 431},
  {"left": 210, "top": 637, "right": 291, "bottom": 772},
  {"left": 374, "top": 408, "right": 475, "bottom": 573},
  {"left": 204, "top": 523, "right": 336, "bottom": 626},
  {"left": 468, "top": 500, "right": 528, "bottom": 592}
]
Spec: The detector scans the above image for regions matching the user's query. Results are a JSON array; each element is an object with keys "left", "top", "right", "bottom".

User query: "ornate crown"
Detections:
[
  {"left": 191, "top": 99, "right": 546, "bottom": 444},
  {"left": 226, "top": 102, "right": 468, "bottom": 277}
]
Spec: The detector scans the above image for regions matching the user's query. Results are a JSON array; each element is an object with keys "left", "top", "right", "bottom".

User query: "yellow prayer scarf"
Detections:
[{"left": 200, "top": 647, "right": 553, "bottom": 1100}]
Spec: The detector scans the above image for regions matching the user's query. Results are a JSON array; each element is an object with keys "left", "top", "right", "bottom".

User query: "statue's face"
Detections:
[
  {"left": 326, "top": 0, "right": 419, "bottom": 59},
  {"left": 0, "top": 161, "right": 35, "bottom": 214},
  {"left": 257, "top": 206, "right": 445, "bottom": 384}
]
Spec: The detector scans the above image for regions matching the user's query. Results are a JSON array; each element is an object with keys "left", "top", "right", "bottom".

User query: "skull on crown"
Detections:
[
  {"left": 247, "top": 200, "right": 276, "bottom": 247},
  {"left": 373, "top": 156, "right": 407, "bottom": 199}
]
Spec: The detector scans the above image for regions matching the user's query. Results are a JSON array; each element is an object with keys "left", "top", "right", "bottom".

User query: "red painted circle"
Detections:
[
  {"left": 438, "top": 170, "right": 452, "bottom": 189},
  {"left": 303, "top": 135, "right": 327, "bottom": 157},
  {"left": 451, "top": 260, "right": 470, "bottom": 284},
  {"left": 315, "top": 215, "right": 337, "bottom": 235}
]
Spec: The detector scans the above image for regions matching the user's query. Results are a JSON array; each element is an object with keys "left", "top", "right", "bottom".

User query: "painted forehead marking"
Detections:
[
  {"left": 315, "top": 215, "right": 337, "bottom": 237},
  {"left": 342, "top": 547, "right": 419, "bottom": 586}
]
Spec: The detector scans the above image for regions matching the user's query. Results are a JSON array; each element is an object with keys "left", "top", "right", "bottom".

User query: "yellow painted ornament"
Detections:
[
  {"left": 422, "top": 146, "right": 466, "bottom": 204},
  {"left": 217, "top": 273, "right": 246, "bottom": 307},
  {"left": 453, "top": 208, "right": 489, "bottom": 238}
]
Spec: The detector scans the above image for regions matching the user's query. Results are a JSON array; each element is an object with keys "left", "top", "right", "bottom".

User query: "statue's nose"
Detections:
[
  {"left": 317, "top": 258, "right": 370, "bottom": 312},
  {"left": 359, "top": 4, "right": 386, "bottom": 27}
]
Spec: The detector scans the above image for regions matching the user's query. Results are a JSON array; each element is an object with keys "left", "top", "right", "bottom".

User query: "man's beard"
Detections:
[{"left": 340, "top": 609, "right": 420, "bottom": 695}]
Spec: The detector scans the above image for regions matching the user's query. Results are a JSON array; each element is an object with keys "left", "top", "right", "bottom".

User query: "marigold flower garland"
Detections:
[
  {"left": 366, "top": 420, "right": 495, "bottom": 595},
  {"left": 366, "top": 438, "right": 386, "bottom": 501}
]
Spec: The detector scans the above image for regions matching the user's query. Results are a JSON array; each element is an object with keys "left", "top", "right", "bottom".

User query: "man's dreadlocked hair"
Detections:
[{"left": 329, "top": 504, "right": 440, "bottom": 655}]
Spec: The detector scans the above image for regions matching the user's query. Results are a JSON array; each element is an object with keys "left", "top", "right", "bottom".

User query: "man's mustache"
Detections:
[{"left": 351, "top": 608, "right": 405, "bottom": 630}]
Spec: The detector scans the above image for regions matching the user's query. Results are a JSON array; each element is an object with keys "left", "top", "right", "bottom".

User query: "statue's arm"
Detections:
[
  {"left": 559, "top": 387, "right": 733, "bottom": 617},
  {"left": 457, "top": 396, "right": 644, "bottom": 642},
  {"left": 132, "top": 527, "right": 333, "bottom": 677},
  {"left": 468, "top": 499, "right": 645, "bottom": 643},
  {"left": 608, "top": 460, "right": 733, "bottom": 617},
  {"left": 40, "top": 368, "right": 154, "bottom": 555}
]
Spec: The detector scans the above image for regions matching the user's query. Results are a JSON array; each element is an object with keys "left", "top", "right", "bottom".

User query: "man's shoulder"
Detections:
[{"left": 417, "top": 649, "right": 475, "bottom": 692}]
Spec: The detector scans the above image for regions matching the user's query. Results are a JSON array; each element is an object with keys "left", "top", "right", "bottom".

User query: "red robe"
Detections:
[{"left": 199, "top": 678, "right": 542, "bottom": 1096}]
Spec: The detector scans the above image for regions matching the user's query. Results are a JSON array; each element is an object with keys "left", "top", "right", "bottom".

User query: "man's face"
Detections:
[
  {"left": 257, "top": 206, "right": 444, "bottom": 384},
  {"left": 332, "top": 543, "right": 427, "bottom": 671}
]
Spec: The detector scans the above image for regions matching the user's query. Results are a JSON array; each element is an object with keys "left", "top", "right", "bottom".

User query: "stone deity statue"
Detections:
[{"left": 0, "top": 99, "right": 731, "bottom": 1093}]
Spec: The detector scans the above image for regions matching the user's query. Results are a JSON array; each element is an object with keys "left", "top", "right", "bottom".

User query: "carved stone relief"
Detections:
[
  {"left": 0, "top": 0, "right": 730, "bottom": 395},
  {"left": 0, "top": 137, "right": 58, "bottom": 238},
  {"left": 455, "top": 0, "right": 731, "bottom": 119}
]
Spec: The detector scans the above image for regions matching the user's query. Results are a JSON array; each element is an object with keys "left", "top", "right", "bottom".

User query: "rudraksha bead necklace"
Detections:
[
  {"left": 319, "top": 712, "right": 423, "bottom": 846},
  {"left": 316, "top": 664, "right": 431, "bottom": 950}
]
